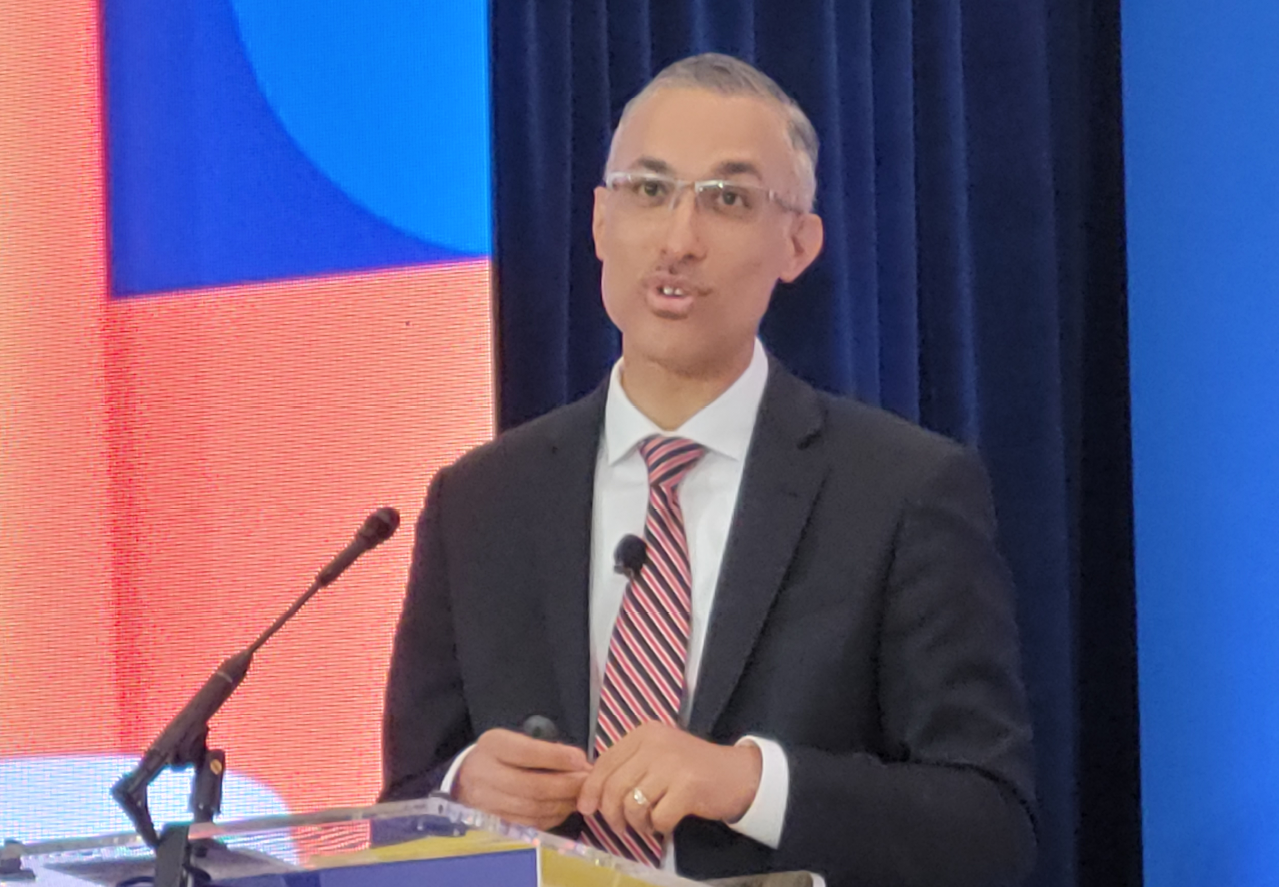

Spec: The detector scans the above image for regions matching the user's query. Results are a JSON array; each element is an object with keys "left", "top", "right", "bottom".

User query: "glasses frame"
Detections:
[{"left": 602, "top": 171, "right": 806, "bottom": 220}]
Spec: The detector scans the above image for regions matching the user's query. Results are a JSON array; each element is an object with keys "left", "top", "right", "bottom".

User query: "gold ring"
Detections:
[{"left": 630, "top": 787, "right": 649, "bottom": 807}]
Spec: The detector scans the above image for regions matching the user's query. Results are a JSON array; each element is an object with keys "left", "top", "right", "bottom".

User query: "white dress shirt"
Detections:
[
  {"left": 444, "top": 339, "right": 790, "bottom": 865},
  {"left": 589, "top": 338, "right": 788, "bottom": 863}
]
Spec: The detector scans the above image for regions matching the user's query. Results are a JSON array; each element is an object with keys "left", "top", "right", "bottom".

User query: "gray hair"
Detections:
[{"left": 611, "top": 53, "right": 819, "bottom": 211}]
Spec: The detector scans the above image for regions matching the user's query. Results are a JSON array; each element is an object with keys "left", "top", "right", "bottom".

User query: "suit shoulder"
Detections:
[
  {"left": 442, "top": 391, "right": 602, "bottom": 480},
  {"left": 801, "top": 391, "right": 998, "bottom": 530},
  {"left": 806, "top": 390, "right": 990, "bottom": 506},
  {"left": 818, "top": 391, "right": 968, "bottom": 462}
]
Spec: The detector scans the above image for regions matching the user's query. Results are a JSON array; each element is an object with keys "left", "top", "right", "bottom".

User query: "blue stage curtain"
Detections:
[{"left": 489, "top": 2, "right": 1137, "bottom": 885}]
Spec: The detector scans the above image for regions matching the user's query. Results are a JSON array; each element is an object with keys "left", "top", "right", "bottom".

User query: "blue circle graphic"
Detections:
[{"left": 229, "top": 0, "right": 491, "bottom": 254}]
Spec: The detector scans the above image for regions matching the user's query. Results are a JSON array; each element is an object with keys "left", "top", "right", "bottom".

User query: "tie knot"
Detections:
[{"left": 638, "top": 436, "right": 706, "bottom": 490}]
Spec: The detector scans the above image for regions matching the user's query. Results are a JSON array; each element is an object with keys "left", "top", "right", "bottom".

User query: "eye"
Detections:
[
  {"left": 714, "top": 184, "right": 754, "bottom": 211},
  {"left": 631, "top": 176, "right": 671, "bottom": 201}
]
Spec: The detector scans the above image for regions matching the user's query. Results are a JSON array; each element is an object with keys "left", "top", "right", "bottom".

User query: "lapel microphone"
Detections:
[{"left": 613, "top": 534, "right": 647, "bottom": 582}]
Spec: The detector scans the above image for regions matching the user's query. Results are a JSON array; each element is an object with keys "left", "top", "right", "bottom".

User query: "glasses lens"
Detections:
[
  {"left": 607, "top": 174, "right": 771, "bottom": 220},
  {"left": 614, "top": 174, "right": 674, "bottom": 209},
  {"left": 696, "top": 182, "right": 759, "bottom": 221}
]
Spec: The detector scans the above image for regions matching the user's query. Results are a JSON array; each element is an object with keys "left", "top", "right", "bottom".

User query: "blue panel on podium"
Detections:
[{"left": 225, "top": 850, "right": 538, "bottom": 887}]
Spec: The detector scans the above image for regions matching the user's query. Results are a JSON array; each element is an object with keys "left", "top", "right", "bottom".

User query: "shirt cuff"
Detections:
[
  {"left": 439, "top": 743, "right": 478, "bottom": 797},
  {"left": 728, "top": 735, "right": 788, "bottom": 849}
]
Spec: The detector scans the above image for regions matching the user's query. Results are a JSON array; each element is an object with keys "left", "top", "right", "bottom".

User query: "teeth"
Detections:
[{"left": 659, "top": 286, "right": 686, "bottom": 297}]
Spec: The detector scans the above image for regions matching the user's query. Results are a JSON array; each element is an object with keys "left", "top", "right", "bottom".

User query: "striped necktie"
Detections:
[{"left": 585, "top": 435, "right": 706, "bottom": 865}]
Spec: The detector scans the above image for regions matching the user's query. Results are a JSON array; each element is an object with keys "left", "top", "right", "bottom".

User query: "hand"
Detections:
[
  {"left": 456, "top": 728, "right": 592, "bottom": 831},
  {"left": 576, "top": 722, "right": 762, "bottom": 839}
]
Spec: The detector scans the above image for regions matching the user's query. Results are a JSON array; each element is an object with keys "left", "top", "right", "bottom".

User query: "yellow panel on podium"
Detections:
[{"left": 0, "top": 798, "right": 742, "bottom": 887}]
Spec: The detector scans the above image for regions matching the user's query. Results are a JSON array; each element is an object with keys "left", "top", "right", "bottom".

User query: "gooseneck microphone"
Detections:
[
  {"left": 112, "top": 507, "right": 401, "bottom": 847},
  {"left": 315, "top": 507, "right": 401, "bottom": 587},
  {"left": 614, "top": 534, "right": 647, "bottom": 581}
]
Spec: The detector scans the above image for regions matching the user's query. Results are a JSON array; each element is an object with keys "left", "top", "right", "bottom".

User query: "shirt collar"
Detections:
[{"left": 603, "top": 339, "right": 769, "bottom": 466}]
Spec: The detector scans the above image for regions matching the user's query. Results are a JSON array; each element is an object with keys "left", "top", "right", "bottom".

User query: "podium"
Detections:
[{"left": 0, "top": 798, "right": 816, "bottom": 887}]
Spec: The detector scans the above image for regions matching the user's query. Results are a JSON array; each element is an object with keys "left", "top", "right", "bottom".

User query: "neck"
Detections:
[{"left": 619, "top": 343, "right": 754, "bottom": 431}]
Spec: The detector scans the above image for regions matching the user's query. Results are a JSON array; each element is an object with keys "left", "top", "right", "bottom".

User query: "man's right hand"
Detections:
[{"left": 455, "top": 728, "right": 592, "bottom": 831}]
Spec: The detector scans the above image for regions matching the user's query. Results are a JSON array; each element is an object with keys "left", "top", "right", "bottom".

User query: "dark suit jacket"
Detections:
[{"left": 382, "top": 361, "right": 1036, "bottom": 887}]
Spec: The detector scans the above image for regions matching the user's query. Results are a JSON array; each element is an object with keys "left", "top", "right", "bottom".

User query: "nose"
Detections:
[{"left": 659, "top": 185, "right": 706, "bottom": 262}]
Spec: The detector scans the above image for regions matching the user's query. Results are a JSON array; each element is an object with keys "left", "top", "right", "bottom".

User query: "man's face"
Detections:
[{"left": 592, "top": 87, "right": 824, "bottom": 380}]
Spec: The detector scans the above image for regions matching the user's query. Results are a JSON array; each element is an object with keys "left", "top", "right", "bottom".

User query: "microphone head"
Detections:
[
  {"left": 359, "top": 506, "right": 401, "bottom": 547},
  {"left": 614, "top": 534, "right": 647, "bottom": 577}
]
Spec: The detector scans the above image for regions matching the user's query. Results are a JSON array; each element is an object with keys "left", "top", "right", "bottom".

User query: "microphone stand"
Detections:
[
  {"left": 110, "top": 507, "right": 399, "bottom": 887},
  {"left": 111, "top": 649, "right": 251, "bottom": 887},
  {"left": 111, "top": 648, "right": 251, "bottom": 853}
]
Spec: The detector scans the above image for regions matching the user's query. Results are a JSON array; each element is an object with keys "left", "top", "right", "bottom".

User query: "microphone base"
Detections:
[
  {"left": 112, "top": 740, "right": 228, "bottom": 849},
  {"left": 191, "top": 748, "right": 226, "bottom": 824},
  {"left": 154, "top": 825, "right": 196, "bottom": 887}
]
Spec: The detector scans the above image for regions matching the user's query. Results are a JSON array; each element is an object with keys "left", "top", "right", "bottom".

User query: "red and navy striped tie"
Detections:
[{"left": 585, "top": 435, "right": 706, "bottom": 865}]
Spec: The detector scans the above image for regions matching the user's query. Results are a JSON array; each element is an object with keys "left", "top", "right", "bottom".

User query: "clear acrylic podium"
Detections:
[{"left": 0, "top": 797, "right": 815, "bottom": 887}]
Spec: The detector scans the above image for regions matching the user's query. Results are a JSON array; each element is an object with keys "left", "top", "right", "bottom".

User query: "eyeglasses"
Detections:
[{"left": 603, "top": 171, "right": 804, "bottom": 222}]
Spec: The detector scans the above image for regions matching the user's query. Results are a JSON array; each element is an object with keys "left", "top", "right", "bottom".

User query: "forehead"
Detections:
[{"left": 609, "top": 87, "right": 796, "bottom": 183}]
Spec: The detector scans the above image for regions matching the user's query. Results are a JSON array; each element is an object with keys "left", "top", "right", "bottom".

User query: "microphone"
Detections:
[
  {"left": 614, "top": 534, "right": 647, "bottom": 581},
  {"left": 112, "top": 506, "right": 401, "bottom": 846},
  {"left": 316, "top": 506, "right": 401, "bottom": 586}
]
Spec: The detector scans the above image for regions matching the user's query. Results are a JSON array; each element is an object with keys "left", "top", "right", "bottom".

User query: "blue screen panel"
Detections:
[
  {"left": 1125, "top": 2, "right": 1279, "bottom": 883},
  {"left": 104, "top": 0, "right": 491, "bottom": 296}
]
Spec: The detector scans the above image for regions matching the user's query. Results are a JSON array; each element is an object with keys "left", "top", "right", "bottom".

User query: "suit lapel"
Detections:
[
  {"left": 689, "top": 365, "right": 826, "bottom": 736},
  {"left": 529, "top": 384, "right": 607, "bottom": 749}
]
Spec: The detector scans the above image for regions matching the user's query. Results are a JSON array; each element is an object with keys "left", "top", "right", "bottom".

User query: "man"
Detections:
[{"left": 383, "top": 53, "right": 1035, "bottom": 887}]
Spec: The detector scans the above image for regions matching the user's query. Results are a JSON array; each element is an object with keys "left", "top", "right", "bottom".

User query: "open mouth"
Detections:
[{"left": 646, "top": 282, "right": 697, "bottom": 317}]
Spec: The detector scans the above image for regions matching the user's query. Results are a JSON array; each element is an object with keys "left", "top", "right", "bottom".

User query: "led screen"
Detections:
[{"left": 0, "top": 0, "right": 493, "bottom": 841}]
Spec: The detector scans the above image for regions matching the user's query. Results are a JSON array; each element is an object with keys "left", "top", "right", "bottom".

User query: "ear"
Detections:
[
  {"left": 592, "top": 186, "right": 609, "bottom": 261},
  {"left": 779, "top": 212, "right": 824, "bottom": 283}
]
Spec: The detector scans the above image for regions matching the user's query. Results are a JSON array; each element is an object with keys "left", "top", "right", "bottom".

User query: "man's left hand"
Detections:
[{"left": 576, "top": 722, "right": 762, "bottom": 839}]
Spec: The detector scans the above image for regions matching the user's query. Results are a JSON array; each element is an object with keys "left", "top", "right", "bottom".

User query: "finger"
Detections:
[
  {"left": 622, "top": 780, "right": 666, "bottom": 838},
  {"left": 578, "top": 739, "right": 641, "bottom": 815},
  {"left": 596, "top": 752, "right": 654, "bottom": 837},
  {"left": 466, "top": 780, "right": 581, "bottom": 830},
  {"left": 480, "top": 728, "right": 590, "bottom": 771},
  {"left": 480, "top": 729, "right": 590, "bottom": 771},
  {"left": 487, "top": 764, "right": 590, "bottom": 804},
  {"left": 457, "top": 749, "right": 586, "bottom": 817},
  {"left": 648, "top": 783, "right": 690, "bottom": 836}
]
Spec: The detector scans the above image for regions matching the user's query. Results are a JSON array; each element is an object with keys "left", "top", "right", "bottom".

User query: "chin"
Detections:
[{"left": 636, "top": 336, "right": 740, "bottom": 380}]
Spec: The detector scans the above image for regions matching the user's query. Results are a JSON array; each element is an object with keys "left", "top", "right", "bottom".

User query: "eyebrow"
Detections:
[
  {"left": 625, "top": 156, "right": 765, "bottom": 182},
  {"left": 630, "top": 156, "right": 674, "bottom": 175},
  {"left": 710, "top": 160, "right": 764, "bottom": 181}
]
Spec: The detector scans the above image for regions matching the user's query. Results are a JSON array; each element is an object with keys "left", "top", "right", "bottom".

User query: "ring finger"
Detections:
[{"left": 622, "top": 779, "right": 666, "bottom": 837}]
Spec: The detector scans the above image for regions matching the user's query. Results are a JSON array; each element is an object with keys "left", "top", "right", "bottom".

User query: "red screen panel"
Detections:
[{"left": 0, "top": 0, "right": 493, "bottom": 831}]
